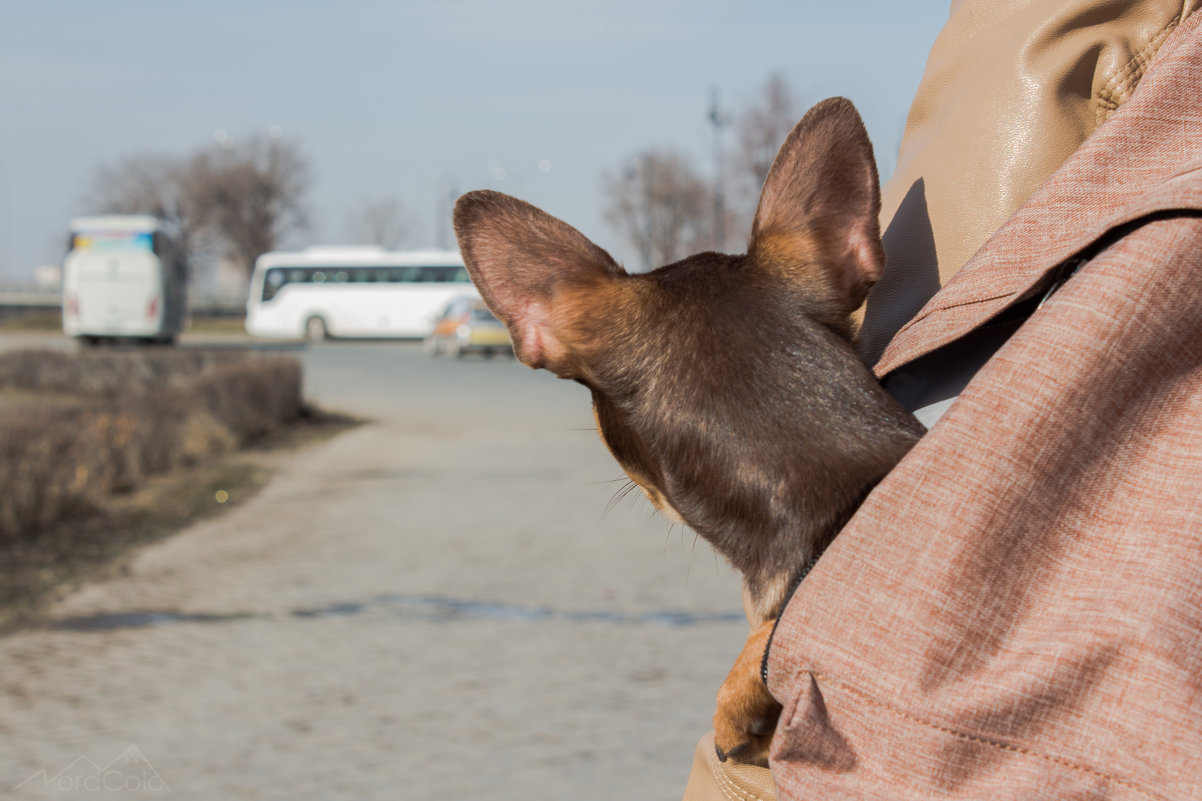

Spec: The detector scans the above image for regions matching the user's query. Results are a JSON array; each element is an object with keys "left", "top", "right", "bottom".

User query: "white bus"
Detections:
[
  {"left": 62, "top": 215, "right": 186, "bottom": 345},
  {"left": 245, "top": 247, "right": 476, "bottom": 341}
]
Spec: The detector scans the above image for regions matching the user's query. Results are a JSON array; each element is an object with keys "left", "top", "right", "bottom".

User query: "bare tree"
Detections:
[
  {"left": 602, "top": 148, "right": 714, "bottom": 270},
  {"left": 87, "top": 134, "right": 311, "bottom": 282},
  {"left": 733, "top": 72, "right": 803, "bottom": 209},
  {"left": 187, "top": 135, "right": 310, "bottom": 278},
  {"left": 345, "top": 197, "right": 416, "bottom": 249},
  {"left": 86, "top": 154, "right": 208, "bottom": 262}
]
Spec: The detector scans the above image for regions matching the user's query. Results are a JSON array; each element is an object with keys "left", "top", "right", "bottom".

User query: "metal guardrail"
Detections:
[
  {"left": 0, "top": 290, "right": 60, "bottom": 308},
  {"left": 0, "top": 288, "right": 246, "bottom": 317}
]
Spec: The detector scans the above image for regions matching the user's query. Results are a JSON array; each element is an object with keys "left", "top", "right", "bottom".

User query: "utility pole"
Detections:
[
  {"left": 708, "top": 88, "right": 731, "bottom": 251},
  {"left": 436, "top": 173, "right": 459, "bottom": 250}
]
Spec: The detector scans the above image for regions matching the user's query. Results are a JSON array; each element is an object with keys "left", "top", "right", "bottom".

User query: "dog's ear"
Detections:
[
  {"left": 453, "top": 190, "right": 624, "bottom": 375},
  {"left": 748, "top": 97, "right": 883, "bottom": 314}
]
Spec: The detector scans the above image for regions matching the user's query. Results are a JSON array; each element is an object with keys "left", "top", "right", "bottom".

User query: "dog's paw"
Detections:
[{"left": 712, "top": 619, "right": 782, "bottom": 768}]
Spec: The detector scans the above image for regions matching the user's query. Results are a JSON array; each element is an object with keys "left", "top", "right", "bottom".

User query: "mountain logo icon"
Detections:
[{"left": 12, "top": 745, "right": 169, "bottom": 793}]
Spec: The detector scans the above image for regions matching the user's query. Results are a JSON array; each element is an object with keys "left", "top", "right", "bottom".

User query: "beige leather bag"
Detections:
[{"left": 682, "top": 0, "right": 1197, "bottom": 797}]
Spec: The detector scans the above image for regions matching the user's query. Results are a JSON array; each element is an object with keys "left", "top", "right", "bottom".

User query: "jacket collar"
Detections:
[{"left": 874, "top": 10, "right": 1202, "bottom": 378}]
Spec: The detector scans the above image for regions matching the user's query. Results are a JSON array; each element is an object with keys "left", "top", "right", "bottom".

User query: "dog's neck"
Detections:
[{"left": 684, "top": 438, "right": 900, "bottom": 624}]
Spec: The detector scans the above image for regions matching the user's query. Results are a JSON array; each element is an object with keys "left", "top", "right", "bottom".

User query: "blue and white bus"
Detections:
[{"left": 62, "top": 215, "right": 186, "bottom": 345}]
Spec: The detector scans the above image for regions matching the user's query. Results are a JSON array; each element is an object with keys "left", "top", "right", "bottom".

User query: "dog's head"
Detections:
[{"left": 454, "top": 99, "right": 920, "bottom": 618}]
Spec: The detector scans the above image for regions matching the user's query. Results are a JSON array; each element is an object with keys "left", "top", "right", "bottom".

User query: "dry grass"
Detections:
[
  {"left": 0, "top": 459, "right": 272, "bottom": 630},
  {"left": 0, "top": 346, "right": 358, "bottom": 629},
  {"left": 0, "top": 348, "right": 303, "bottom": 540}
]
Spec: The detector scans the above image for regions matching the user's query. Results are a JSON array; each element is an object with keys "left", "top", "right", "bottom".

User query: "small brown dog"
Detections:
[{"left": 453, "top": 98, "right": 924, "bottom": 766}]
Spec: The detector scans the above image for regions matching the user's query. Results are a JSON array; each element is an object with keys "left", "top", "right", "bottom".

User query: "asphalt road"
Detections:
[{"left": 0, "top": 334, "right": 746, "bottom": 800}]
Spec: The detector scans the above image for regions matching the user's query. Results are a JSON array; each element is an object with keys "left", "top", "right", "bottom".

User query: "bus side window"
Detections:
[
  {"left": 263, "top": 267, "right": 286, "bottom": 302},
  {"left": 452, "top": 267, "right": 471, "bottom": 283},
  {"left": 419, "top": 266, "right": 451, "bottom": 283}
]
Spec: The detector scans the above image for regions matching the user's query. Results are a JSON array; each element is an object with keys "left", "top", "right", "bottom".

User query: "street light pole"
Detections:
[
  {"left": 436, "top": 173, "right": 459, "bottom": 250},
  {"left": 708, "top": 88, "right": 730, "bottom": 251}
]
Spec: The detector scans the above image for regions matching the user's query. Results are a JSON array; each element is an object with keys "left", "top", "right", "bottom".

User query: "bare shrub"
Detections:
[
  {"left": 0, "top": 349, "right": 247, "bottom": 395},
  {"left": 188, "top": 358, "right": 304, "bottom": 444},
  {"left": 0, "top": 350, "right": 305, "bottom": 541},
  {"left": 0, "top": 408, "right": 92, "bottom": 536}
]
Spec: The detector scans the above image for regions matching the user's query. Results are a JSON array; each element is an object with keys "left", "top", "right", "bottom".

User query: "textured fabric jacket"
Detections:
[{"left": 764, "top": 8, "right": 1202, "bottom": 799}]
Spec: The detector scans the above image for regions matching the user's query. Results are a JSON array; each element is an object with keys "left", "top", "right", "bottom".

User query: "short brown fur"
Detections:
[{"left": 453, "top": 97, "right": 924, "bottom": 767}]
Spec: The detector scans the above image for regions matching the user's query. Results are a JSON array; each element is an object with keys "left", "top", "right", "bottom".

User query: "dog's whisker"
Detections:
[
  {"left": 682, "top": 527, "right": 696, "bottom": 584},
  {"left": 602, "top": 479, "right": 640, "bottom": 520}
]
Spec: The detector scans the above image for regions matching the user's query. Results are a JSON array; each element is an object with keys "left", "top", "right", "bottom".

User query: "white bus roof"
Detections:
[
  {"left": 255, "top": 247, "right": 464, "bottom": 267},
  {"left": 70, "top": 215, "right": 162, "bottom": 233}
]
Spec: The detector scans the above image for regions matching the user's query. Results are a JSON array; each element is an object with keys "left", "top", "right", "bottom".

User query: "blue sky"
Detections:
[{"left": 0, "top": 1, "right": 949, "bottom": 281}]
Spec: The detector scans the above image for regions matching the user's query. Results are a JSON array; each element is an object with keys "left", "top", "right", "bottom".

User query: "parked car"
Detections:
[{"left": 423, "top": 296, "right": 512, "bottom": 358}]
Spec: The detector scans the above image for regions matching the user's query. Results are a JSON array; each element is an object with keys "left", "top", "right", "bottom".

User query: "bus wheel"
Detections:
[{"left": 305, "top": 316, "right": 328, "bottom": 342}]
